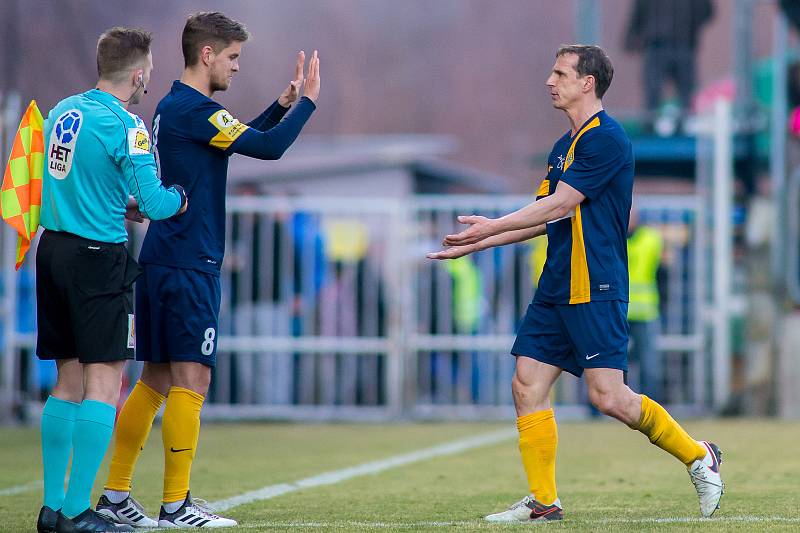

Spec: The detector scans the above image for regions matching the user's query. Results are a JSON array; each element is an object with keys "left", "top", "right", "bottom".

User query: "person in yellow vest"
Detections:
[{"left": 627, "top": 207, "right": 665, "bottom": 402}]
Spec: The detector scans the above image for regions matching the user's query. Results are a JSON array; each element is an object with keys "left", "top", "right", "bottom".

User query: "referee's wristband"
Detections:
[{"left": 172, "top": 184, "right": 188, "bottom": 212}]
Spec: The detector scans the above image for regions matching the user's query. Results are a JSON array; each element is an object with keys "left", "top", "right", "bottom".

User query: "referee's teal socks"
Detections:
[
  {"left": 41, "top": 396, "right": 80, "bottom": 510},
  {"left": 61, "top": 399, "right": 116, "bottom": 518}
]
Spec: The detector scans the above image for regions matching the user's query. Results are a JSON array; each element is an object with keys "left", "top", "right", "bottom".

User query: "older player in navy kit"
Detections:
[
  {"left": 96, "top": 12, "right": 319, "bottom": 528},
  {"left": 429, "top": 45, "right": 723, "bottom": 522}
]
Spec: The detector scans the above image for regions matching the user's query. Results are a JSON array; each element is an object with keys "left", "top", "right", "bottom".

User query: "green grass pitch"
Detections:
[{"left": 1, "top": 419, "right": 798, "bottom": 531}]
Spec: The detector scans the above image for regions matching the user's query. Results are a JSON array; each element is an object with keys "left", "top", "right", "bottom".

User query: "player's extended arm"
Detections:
[
  {"left": 443, "top": 181, "right": 585, "bottom": 247},
  {"left": 246, "top": 100, "right": 290, "bottom": 132},
  {"left": 427, "top": 224, "right": 546, "bottom": 260},
  {"left": 230, "top": 97, "right": 315, "bottom": 160},
  {"left": 230, "top": 50, "right": 319, "bottom": 160}
]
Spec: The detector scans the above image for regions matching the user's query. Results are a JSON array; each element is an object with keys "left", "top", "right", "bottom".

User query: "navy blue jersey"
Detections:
[
  {"left": 138, "top": 81, "right": 315, "bottom": 274},
  {"left": 534, "top": 110, "right": 633, "bottom": 304}
]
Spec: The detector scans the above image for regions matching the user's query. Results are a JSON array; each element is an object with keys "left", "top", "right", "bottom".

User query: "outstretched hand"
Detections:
[
  {"left": 278, "top": 50, "right": 305, "bottom": 107},
  {"left": 442, "top": 215, "right": 497, "bottom": 247},
  {"left": 303, "top": 50, "right": 320, "bottom": 103},
  {"left": 426, "top": 244, "right": 476, "bottom": 260}
]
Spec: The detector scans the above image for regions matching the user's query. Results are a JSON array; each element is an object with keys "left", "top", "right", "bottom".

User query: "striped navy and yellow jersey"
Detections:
[
  {"left": 533, "top": 110, "right": 633, "bottom": 305},
  {"left": 138, "top": 81, "right": 315, "bottom": 274}
]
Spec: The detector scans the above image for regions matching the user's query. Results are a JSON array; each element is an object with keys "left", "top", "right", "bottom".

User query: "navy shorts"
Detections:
[
  {"left": 511, "top": 300, "right": 629, "bottom": 377},
  {"left": 135, "top": 263, "right": 220, "bottom": 367}
]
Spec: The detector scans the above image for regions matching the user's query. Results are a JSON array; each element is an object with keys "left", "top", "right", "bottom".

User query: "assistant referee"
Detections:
[{"left": 35, "top": 27, "right": 186, "bottom": 533}]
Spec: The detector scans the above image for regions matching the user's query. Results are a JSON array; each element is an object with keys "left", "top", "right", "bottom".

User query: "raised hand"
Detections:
[
  {"left": 278, "top": 51, "right": 305, "bottom": 107},
  {"left": 443, "top": 215, "right": 497, "bottom": 247},
  {"left": 302, "top": 50, "right": 320, "bottom": 103}
]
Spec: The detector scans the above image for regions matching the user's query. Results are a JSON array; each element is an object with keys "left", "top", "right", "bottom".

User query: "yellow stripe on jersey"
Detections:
[
  {"left": 564, "top": 115, "right": 600, "bottom": 303},
  {"left": 208, "top": 109, "right": 249, "bottom": 150},
  {"left": 536, "top": 179, "right": 550, "bottom": 197},
  {"left": 569, "top": 204, "right": 591, "bottom": 303},
  {"left": 563, "top": 116, "right": 600, "bottom": 171}
]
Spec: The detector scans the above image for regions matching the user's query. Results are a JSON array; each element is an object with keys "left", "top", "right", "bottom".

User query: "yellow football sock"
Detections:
[
  {"left": 517, "top": 409, "right": 558, "bottom": 505},
  {"left": 105, "top": 381, "right": 165, "bottom": 492},
  {"left": 162, "top": 387, "right": 204, "bottom": 503},
  {"left": 632, "top": 395, "right": 706, "bottom": 466}
]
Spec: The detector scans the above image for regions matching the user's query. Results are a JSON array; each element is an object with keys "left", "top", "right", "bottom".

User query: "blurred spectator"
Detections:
[
  {"left": 527, "top": 236, "right": 548, "bottom": 291},
  {"left": 627, "top": 206, "right": 665, "bottom": 401},
  {"left": 446, "top": 256, "right": 482, "bottom": 335},
  {"left": 786, "top": 62, "right": 800, "bottom": 139},
  {"left": 624, "top": 0, "right": 714, "bottom": 129},
  {"left": 780, "top": 0, "right": 800, "bottom": 32},
  {"left": 446, "top": 256, "right": 483, "bottom": 402}
]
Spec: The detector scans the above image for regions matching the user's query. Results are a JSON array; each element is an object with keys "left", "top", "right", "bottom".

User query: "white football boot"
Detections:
[
  {"left": 158, "top": 492, "right": 237, "bottom": 528},
  {"left": 485, "top": 494, "right": 563, "bottom": 522},
  {"left": 96, "top": 494, "right": 159, "bottom": 528},
  {"left": 687, "top": 440, "right": 724, "bottom": 517}
]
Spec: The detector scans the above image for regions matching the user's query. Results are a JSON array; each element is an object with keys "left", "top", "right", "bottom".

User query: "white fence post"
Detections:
[
  {"left": 385, "top": 200, "right": 407, "bottom": 417},
  {"left": 1, "top": 92, "right": 22, "bottom": 423},
  {"left": 711, "top": 99, "right": 734, "bottom": 411}
]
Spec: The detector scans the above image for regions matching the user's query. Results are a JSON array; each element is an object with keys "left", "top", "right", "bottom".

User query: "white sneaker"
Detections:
[
  {"left": 485, "top": 495, "right": 563, "bottom": 522},
  {"left": 158, "top": 492, "right": 237, "bottom": 528},
  {"left": 688, "top": 440, "right": 724, "bottom": 517},
  {"left": 95, "top": 494, "right": 159, "bottom": 528}
]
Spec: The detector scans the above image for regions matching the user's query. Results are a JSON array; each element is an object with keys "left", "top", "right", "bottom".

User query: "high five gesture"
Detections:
[
  {"left": 278, "top": 50, "right": 305, "bottom": 107},
  {"left": 278, "top": 49, "right": 320, "bottom": 106},
  {"left": 303, "top": 50, "right": 320, "bottom": 102}
]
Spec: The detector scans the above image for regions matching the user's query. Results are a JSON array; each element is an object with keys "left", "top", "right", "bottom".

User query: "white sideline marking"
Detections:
[
  {"left": 210, "top": 429, "right": 516, "bottom": 512},
  {"left": 234, "top": 516, "right": 800, "bottom": 529},
  {"left": 0, "top": 480, "right": 41, "bottom": 497}
]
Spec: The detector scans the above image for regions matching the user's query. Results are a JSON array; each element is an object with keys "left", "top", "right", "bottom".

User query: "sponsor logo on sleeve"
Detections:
[
  {"left": 48, "top": 109, "right": 83, "bottom": 179},
  {"left": 128, "top": 128, "right": 151, "bottom": 155}
]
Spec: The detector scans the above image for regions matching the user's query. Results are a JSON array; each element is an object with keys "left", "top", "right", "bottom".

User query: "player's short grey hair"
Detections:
[{"left": 556, "top": 44, "right": 614, "bottom": 99}]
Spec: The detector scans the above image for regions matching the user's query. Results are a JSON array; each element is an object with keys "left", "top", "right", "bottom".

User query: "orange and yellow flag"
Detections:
[{"left": 1, "top": 100, "right": 44, "bottom": 270}]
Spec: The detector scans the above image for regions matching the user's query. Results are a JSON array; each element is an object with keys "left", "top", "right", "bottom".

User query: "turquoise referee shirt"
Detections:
[{"left": 41, "top": 89, "right": 182, "bottom": 243}]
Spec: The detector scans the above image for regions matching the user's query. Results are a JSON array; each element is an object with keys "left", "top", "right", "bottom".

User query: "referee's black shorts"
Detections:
[{"left": 36, "top": 229, "right": 142, "bottom": 363}]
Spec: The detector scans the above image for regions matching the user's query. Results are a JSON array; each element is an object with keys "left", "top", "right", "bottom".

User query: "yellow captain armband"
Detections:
[{"left": 208, "top": 109, "right": 249, "bottom": 150}]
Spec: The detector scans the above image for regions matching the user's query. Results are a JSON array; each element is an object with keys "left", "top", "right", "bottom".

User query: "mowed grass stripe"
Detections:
[
  {"left": 211, "top": 429, "right": 517, "bottom": 511},
  {"left": 233, "top": 515, "right": 800, "bottom": 528},
  {"left": 229, "top": 420, "right": 800, "bottom": 532},
  {"left": 0, "top": 481, "right": 41, "bottom": 497},
  {"left": 3, "top": 421, "right": 799, "bottom": 532}
]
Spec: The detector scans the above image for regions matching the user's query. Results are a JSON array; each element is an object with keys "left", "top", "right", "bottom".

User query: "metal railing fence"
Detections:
[{"left": 0, "top": 194, "right": 708, "bottom": 421}]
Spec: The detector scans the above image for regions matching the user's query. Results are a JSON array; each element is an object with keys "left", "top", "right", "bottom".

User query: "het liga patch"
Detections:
[{"left": 48, "top": 109, "right": 83, "bottom": 179}]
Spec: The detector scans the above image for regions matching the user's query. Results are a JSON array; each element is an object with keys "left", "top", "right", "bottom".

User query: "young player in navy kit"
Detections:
[
  {"left": 429, "top": 44, "right": 723, "bottom": 522},
  {"left": 96, "top": 12, "right": 319, "bottom": 528}
]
